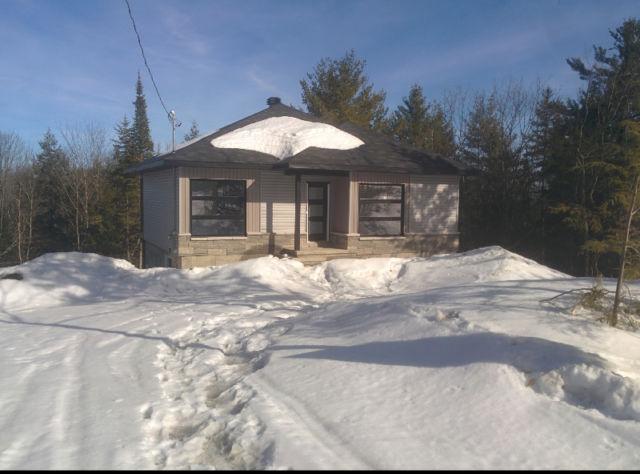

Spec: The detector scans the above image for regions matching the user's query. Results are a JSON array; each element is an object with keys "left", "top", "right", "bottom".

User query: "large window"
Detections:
[
  {"left": 358, "top": 183, "right": 404, "bottom": 236},
  {"left": 190, "top": 179, "right": 246, "bottom": 236}
]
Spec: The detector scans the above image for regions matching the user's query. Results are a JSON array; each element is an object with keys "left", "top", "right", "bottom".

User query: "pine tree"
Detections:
[
  {"left": 33, "top": 129, "right": 71, "bottom": 253},
  {"left": 184, "top": 120, "right": 200, "bottom": 141},
  {"left": 105, "top": 75, "right": 155, "bottom": 266},
  {"left": 390, "top": 84, "right": 456, "bottom": 156},
  {"left": 109, "top": 114, "right": 142, "bottom": 264},
  {"left": 459, "top": 88, "right": 538, "bottom": 251},
  {"left": 132, "top": 73, "right": 154, "bottom": 161},
  {"left": 526, "top": 87, "right": 576, "bottom": 270},
  {"left": 543, "top": 18, "right": 640, "bottom": 277},
  {"left": 300, "top": 50, "right": 387, "bottom": 130}
]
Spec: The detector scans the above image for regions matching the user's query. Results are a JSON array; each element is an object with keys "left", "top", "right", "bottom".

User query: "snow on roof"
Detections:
[{"left": 210, "top": 116, "right": 364, "bottom": 159}]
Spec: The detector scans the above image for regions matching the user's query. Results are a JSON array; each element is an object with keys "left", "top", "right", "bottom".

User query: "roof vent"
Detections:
[{"left": 267, "top": 96, "right": 281, "bottom": 106}]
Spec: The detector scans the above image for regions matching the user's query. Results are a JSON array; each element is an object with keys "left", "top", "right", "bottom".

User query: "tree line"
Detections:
[
  {"left": 301, "top": 18, "right": 640, "bottom": 280},
  {"left": 1, "top": 18, "right": 638, "bottom": 284}
]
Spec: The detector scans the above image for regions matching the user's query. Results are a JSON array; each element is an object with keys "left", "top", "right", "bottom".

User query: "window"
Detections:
[
  {"left": 190, "top": 179, "right": 246, "bottom": 236},
  {"left": 358, "top": 183, "right": 404, "bottom": 236}
]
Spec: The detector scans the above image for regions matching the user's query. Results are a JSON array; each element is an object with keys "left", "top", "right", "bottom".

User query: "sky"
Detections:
[{"left": 1, "top": 0, "right": 638, "bottom": 151}]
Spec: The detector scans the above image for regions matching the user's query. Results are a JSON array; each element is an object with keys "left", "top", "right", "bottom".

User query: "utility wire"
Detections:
[{"left": 124, "top": 0, "right": 171, "bottom": 118}]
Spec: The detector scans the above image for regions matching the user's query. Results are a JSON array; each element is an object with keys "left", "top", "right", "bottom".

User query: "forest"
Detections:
[{"left": 0, "top": 18, "right": 638, "bottom": 281}]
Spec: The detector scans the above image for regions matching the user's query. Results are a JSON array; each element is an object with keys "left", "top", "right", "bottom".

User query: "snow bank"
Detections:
[
  {"left": 0, "top": 247, "right": 569, "bottom": 312},
  {"left": 393, "top": 246, "right": 568, "bottom": 292},
  {"left": 533, "top": 364, "right": 640, "bottom": 421},
  {"left": 2, "top": 245, "right": 640, "bottom": 469},
  {"left": 210, "top": 116, "right": 364, "bottom": 159},
  {"left": 0, "top": 253, "right": 328, "bottom": 312},
  {"left": 0, "top": 252, "right": 142, "bottom": 311},
  {"left": 316, "top": 258, "right": 406, "bottom": 298}
]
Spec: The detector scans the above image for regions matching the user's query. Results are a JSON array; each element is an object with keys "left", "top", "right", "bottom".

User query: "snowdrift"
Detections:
[
  {"left": 2, "top": 245, "right": 640, "bottom": 469},
  {"left": 316, "top": 246, "right": 569, "bottom": 297},
  {"left": 0, "top": 247, "right": 569, "bottom": 312}
]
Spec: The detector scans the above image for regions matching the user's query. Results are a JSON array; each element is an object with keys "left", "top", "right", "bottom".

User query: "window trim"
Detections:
[
  {"left": 189, "top": 179, "right": 247, "bottom": 237},
  {"left": 358, "top": 183, "right": 405, "bottom": 237}
]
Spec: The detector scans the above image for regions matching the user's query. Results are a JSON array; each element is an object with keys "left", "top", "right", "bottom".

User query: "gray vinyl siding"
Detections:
[
  {"left": 408, "top": 175, "right": 459, "bottom": 234},
  {"left": 143, "top": 168, "right": 176, "bottom": 251}
]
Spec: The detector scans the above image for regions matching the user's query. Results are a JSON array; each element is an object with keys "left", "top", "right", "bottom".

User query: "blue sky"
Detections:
[{"left": 1, "top": 0, "right": 638, "bottom": 150}]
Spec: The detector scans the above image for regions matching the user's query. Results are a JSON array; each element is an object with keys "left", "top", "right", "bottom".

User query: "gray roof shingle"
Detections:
[{"left": 128, "top": 102, "right": 472, "bottom": 175}]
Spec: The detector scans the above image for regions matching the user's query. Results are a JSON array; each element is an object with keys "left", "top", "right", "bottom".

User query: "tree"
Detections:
[
  {"left": 0, "top": 132, "right": 21, "bottom": 259},
  {"left": 611, "top": 121, "right": 640, "bottom": 326},
  {"left": 184, "top": 120, "right": 200, "bottom": 141},
  {"left": 107, "top": 75, "right": 154, "bottom": 266},
  {"left": 300, "top": 50, "right": 387, "bottom": 130},
  {"left": 132, "top": 73, "right": 154, "bottom": 160},
  {"left": 109, "top": 115, "right": 141, "bottom": 264},
  {"left": 59, "top": 123, "right": 110, "bottom": 252},
  {"left": 33, "top": 130, "right": 72, "bottom": 254},
  {"left": 0, "top": 132, "right": 36, "bottom": 264},
  {"left": 541, "top": 19, "right": 640, "bottom": 277},
  {"left": 459, "top": 83, "right": 539, "bottom": 252},
  {"left": 390, "top": 84, "right": 456, "bottom": 156},
  {"left": 13, "top": 157, "right": 37, "bottom": 264}
]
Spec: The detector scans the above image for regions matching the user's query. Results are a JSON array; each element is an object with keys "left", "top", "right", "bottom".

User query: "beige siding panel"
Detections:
[
  {"left": 351, "top": 172, "right": 410, "bottom": 185},
  {"left": 408, "top": 175, "right": 459, "bottom": 234},
  {"left": 260, "top": 171, "right": 297, "bottom": 233},
  {"left": 258, "top": 172, "right": 349, "bottom": 235},
  {"left": 143, "top": 168, "right": 176, "bottom": 251},
  {"left": 349, "top": 173, "right": 458, "bottom": 235},
  {"left": 178, "top": 167, "right": 260, "bottom": 234}
]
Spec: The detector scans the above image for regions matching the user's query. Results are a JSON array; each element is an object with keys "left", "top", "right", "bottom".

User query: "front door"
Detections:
[{"left": 308, "top": 183, "right": 328, "bottom": 241}]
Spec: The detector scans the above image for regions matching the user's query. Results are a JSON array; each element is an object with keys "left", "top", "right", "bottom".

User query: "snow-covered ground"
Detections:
[{"left": 1, "top": 247, "right": 639, "bottom": 469}]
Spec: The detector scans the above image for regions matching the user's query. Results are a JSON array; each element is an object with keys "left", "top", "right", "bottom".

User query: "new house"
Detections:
[{"left": 129, "top": 97, "right": 471, "bottom": 268}]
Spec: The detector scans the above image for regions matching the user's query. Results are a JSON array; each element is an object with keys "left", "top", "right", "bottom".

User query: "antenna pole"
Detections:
[{"left": 169, "top": 110, "right": 181, "bottom": 153}]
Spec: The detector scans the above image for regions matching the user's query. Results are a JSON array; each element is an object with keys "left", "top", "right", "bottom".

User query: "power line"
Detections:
[
  {"left": 124, "top": 0, "right": 170, "bottom": 118},
  {"left": 124, "top": 0, "right": 181, "bottom": 151}
]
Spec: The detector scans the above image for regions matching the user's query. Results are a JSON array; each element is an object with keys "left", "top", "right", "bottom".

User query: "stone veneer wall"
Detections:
[
  {"left": 164, "top": 232, "right": 459, "bottom": 268},
  {"left": 330, "top": 232, "right": 459, "bottom": 258},
  {"left": 168, "top": 233, "right": 308, "bottom": 269}
]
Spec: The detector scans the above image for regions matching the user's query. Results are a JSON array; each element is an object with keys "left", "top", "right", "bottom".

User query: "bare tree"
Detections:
[
  {"left": 13, "top": 156, "right": 37, "bottom": 263},
  {"left": 58, "top": 123, "right": 109, "bottom": 251},
  {"left": 0, "top": 132, "right": 34, "bottom": 264}
]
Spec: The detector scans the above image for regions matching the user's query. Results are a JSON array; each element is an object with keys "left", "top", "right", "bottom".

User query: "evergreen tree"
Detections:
[
  {"left": 542, "top": 18, "right": 640, "bottom": 276},
  {"left": 109, "top": 114, "right": 142, "bottom": 264},
  {"left": 33, "top": 129, "right": 71, "bottom": 253},
  {"left": 132, "top": 73, "right": 154, "bottom": 160},
  {"left": 526, "top": 87, "right": 576, "bottom": 271},
  {"left": 300, "top": 50, "right": 387, "bottom": 130},
  {"left": 459, "top": 89, "right": 538, "bottom": 252},
  {"left": 105, "top": 74, "right": 154, "bottom": 266},
  {"left": 184, "top": 120, "right": 200, "bottom": 141},
  {"left": 390, "top": 84, "right": 456, "bottom": 156}
]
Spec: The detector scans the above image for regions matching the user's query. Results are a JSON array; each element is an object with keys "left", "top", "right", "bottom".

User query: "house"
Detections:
[{"left": 129, "top": 97, "right": 471, "bottom": 268}]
